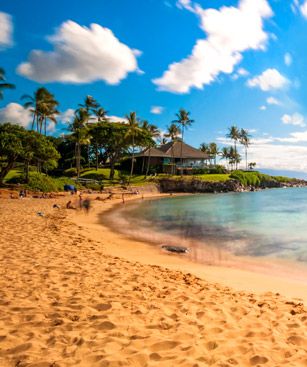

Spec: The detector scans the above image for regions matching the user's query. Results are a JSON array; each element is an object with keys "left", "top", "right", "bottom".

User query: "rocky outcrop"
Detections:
[
  {"left": 158, "top": 178, "right": 307, "bottom": 194},
  {"left": 158, "top": 178, "right": 244, "bottom": 193}
]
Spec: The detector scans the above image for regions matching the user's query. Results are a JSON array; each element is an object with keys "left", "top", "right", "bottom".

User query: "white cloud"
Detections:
[
  {"left": 300, "top": 1, "right": 307, "bottom": 17},
  {"left": 150, "top": 106, "right": 164, "bottom": 114},
  {"left": 232, "top": 67, "right": 249, "bottom": 80},
  {"left": 247, "top": 68, "right": 289, "bottom": 91},
  {"left": 17, "top": 20, "right": 141, "bottom": 84},
  {"left": 259, "top": 105, "right": 267, "bottom": 111},
  {"left": 281, "top": 113, "right": 306, "bottom": 127},
  {"left": 267, "top": 96, "right": 280, "bottom": 105},
  {"left": 248, "top": 142, "right": 307, "bottom": 172},
  {"left": 106, "top": 115, "right": 128, "bottom": 123},
  {"left": 176, "top": 0, "right": 194, "bottom": 11},
  {"left": 153, "top": 0, "right": 273, "bottom": 93},
  {"left": 0, "top": 12, "right": 13, "bottom": 48},
  {"left": 0, "top": 103, "right": 32, "bottom": 127},
  {"left": 218, "top": 132, "right": 307, "bottom": 172},
  {"left": 60, "top": 108, "right": 75, "bottom": 123},
  {"left": 284, "top": 52, "right": 292, "bottom": 66}
]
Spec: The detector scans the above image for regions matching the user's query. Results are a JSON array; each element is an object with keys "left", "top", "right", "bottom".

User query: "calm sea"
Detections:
[{"left": 106, "top": 187, "right": 307, "bottom": 276}]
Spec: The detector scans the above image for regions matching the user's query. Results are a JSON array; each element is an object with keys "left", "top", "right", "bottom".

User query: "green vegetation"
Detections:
[
  {"left": 230, "top": 170, "right": 296, "bottom": 187},
  {"left": 0, "top": 73, "right": 299, "bottom": 192}
]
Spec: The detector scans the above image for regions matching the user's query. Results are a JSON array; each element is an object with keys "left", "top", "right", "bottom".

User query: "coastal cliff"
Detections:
[{"left": 157, "top": 177, "right": 307, "bottom": 193}]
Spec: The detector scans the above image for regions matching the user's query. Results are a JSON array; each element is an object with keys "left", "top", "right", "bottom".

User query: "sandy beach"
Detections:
[{"left": 1, "top": 191, "right": 307, "bottom": 366}]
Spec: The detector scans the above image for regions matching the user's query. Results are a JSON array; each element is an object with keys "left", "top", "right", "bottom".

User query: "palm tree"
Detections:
[
  {"left": 228, "top": 146, "right": 241, "bottom": 171},
  {"left": 125, "top": 112, "right": 141, "bottom": 181},
  {"left": 165, "top": 123, "right": 181, "bottom": 174},
  {"left": 0, "top": 68, "right": 15, "bottom": 100},
  {"left": 95, "top": 107, "right": 108, "bottom": 122},
  {"left": 141, "top": 121, "right": 160, "bottom": 176},
  {"left": 209, "top": 142, "right": 219, "bottom": 165},
  {"left": 220, "top": 147, "right": 230, "bottom": 169},
  {"left": 22, "top": 87, "right": 59, "bottom": 135},
  {"left": 69, "top": 109, "right": 90, "bottom": 178},
  {"left": 240, "top": 128, "right": 251, "bottom": 171},
  {"left": 226, "top": 125, "right": 241, "bottom": 169},
  {"left": 78, "top": 95, "right": 100, "bottom": 113},
  {"left": 200, "top": 143, "right": 211, "bottom": 166},
  {"left": 173, "top": 109, "right": 194, "bottom": 173},
  {"left": 78, "top": 95, "right": 100, "bottom": 167}
]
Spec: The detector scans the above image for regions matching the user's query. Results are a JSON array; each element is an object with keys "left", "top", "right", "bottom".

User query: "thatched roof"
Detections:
[
  {"left": 135, "top": 147, "right": 169, "bottom": 158},
  {"left": 136, "top": 141, "right": 209, "bottom": 159}
]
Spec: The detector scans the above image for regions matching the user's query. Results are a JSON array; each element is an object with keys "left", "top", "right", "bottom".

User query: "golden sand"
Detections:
[{"left": 0, "top": 192, "right": 307, "bottom": 366}]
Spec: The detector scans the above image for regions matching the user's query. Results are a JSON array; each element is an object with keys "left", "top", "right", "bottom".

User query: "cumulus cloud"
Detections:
[
  {"left": 0, "top": 103, "right": 32, "bottom": 127},
  {"left": 259, "top": 105, "right": 267, "bottom": 111},
  {"left": 267, "top": 96, "right": 280, "bottom": 105},
  {"left": 150, "top": 106, "right": 164, "bottom": 114},
  {"left": 153, "top": 0, "right": 273, "bottom": 93},
  {"left": 218, "top": 132, "right": 307, "bottom": 172},
  {"left": 0, "top": 12, "right": 13, "bottom": 48},
  {"left": 247, "top": 68, "right": 289, "bottom": 91},
  {"left": 60, "top": 108, "right": 75, "bottom": 123},
  {"left": 248, "top": 142, "right": 307, "bottom": 172},
  {"left": 281, "top": 113, "right": 306, "bottom": 127},
  {"left": 300, "top": 1, "right": 307, "bottom": 17},
  {"left": 17, "top": 20, "right": 141, "bottom": 84}
]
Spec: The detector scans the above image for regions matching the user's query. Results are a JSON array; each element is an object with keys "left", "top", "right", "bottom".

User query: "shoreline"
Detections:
[
  {"left": 1, "top": 194, "right": 307, "bottom": 366},
  {"left": 72, "top": 191, "right": 307, "bottom": 304}
]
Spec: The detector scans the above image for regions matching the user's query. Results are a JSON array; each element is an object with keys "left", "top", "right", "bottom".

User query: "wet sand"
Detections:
[{"left": 0, "top": 192, "right": 307, "bottom": 366}]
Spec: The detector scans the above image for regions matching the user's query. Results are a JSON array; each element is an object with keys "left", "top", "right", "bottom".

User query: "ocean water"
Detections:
[{"left": 114, "top": 188, "right": 307, "bottom": 265}]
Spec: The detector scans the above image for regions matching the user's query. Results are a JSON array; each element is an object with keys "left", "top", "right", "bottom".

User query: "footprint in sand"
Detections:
[
  {"left": 250, "top": 355, "right": 269, "bottom": 365},
  {"left": 150, "top": 340, "right": 179, "bottom": 352}
]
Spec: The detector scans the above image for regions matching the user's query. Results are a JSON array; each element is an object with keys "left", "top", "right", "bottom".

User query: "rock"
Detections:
[{"left": 161, "top": 245, "right": 189, "bottom": 254}]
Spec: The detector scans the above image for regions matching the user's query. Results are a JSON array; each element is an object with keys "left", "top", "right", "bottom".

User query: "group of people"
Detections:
[{"left": 66, "top": 192, "right": 91, "bottom": 213}]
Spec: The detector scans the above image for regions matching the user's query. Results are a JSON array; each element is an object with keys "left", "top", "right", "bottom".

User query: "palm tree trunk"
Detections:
[
  {"left": 146, "top": 149, "right": 151, "bottom": 176},
  {"left": 245, "top": 146, "right": 248, "bottom": 171},
  {"left": 95, "top": 142, "right": 99, "bottom": 171},
  {"left": 31, "top": 113, "right": 36, "bottom": 130},
  {"left": 129, "top": 135, "right": 135, "bottom": 181},
  {"left": 234, "top": 141, "right": 237, "bottom": 170},
  {"left": 180, "top": 127, "right": 184, "bottom": 176},
  {"left": 76, "top": 142, "right": 81, "bottom": 178}
]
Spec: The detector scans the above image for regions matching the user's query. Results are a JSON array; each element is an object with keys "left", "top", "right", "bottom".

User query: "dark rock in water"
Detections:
[{"left": 161, "top": 245, "right": 189, "bottom": 254}]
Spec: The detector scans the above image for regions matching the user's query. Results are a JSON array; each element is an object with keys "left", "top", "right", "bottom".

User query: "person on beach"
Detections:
[
  {"left": 66, "top": 200, "right": 76, "bottom": 209},
  {"left": 82, "top": 198, "right": 91, "bottom": 213}
]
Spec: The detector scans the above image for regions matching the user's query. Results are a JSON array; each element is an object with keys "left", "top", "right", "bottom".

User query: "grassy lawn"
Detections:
[
  {"left": 193, "top": 174, "right": 231, "bottom": 182},
  {"left": 4, "top": 168, "right": 23, "bottom": 182}
]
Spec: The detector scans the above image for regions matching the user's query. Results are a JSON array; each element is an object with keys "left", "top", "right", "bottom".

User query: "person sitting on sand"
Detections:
[{"left": 66, "top": 200, "right": 76, "bottom": 210}]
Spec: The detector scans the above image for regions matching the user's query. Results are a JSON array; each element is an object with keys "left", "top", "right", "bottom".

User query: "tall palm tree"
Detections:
[
  {"left": 209, "top": 142, "right": 219, "bottom": 165},
  {"left": 69, "top": 109, "right": 90, "bottom": 178},
  {"left": 141, "top": 121, "right": 160, "bottom": 176},
  {"left": 78, "top": 95, "right": 100, "bottom": 113},
  {"left": 220, "top": 147, "right": 230, "bottom": 169},
  {"left": 228, "top": 146, "right": 241, "bottom": 171},
  {"left": 226, "top": 125, "right": 241, "bottom": 169},
  {"left": 94, "top": 107, "right": 108, "bottom": 122},
  {"left": 22, "top": 87, "right": 59, "bottom": 135},
  {"left": 165, "top": 123, "right": 181, "bottom": 174},
  {"left": 0, "top": 68, "right": 15, "bottom": 100},
  {"left": 240, "top": 128, "right": 251, "bottom": 171},
  {"left": 200, "top": 142, "right": 211, "bottom": 166},
  {"left": 173, "top": 109, "right": 194, "bottom": 173},
  {"left": 78, "top": 95, "right": 100, "bottom": 167},
  {"left": 125, "top": 112, "right": 141, "bottom": 181}
]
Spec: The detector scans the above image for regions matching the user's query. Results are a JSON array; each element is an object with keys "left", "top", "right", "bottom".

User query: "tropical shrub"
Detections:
[{"left": 63, "top": 168, "right": 77, "bottom": 177}]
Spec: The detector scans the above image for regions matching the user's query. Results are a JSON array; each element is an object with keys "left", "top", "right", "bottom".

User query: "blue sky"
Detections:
[{"left": 2, "top": 0, "right": 307, "bottom": 174}]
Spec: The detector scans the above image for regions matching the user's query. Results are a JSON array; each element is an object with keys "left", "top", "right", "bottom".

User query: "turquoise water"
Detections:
[{"left": 118, "top": 188, "right": 307, "bottom": 264}]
